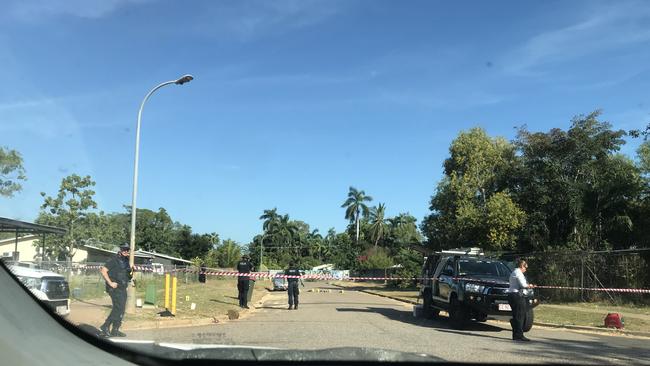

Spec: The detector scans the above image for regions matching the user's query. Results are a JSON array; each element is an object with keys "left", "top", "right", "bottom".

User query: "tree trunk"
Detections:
[{"left": 355, "top": 217, "right": 360, "bottom": 243}]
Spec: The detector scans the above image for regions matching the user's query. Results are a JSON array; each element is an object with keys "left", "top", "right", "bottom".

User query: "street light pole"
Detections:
[{"left": 127, "top": 74, "right": 193, "bottom": 314}]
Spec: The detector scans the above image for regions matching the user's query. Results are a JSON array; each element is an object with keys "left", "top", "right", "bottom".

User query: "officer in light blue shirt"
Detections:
[{"left": 507, "top": 259, "right": 533, "bottom": 341}]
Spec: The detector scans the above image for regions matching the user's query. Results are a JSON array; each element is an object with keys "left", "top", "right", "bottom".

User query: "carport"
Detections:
[{"left": 0, "top": 217, "right": 67, "bottom": 261}]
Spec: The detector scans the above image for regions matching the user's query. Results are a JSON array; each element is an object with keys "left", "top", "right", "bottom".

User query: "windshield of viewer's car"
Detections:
[{"left": 1, "top": 0, "right": 650, "bottom": 364}]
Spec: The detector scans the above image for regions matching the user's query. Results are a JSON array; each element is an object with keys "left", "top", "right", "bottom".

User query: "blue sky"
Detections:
[{"left": 1, "top": 0, "right": 650, "bottom": 244}]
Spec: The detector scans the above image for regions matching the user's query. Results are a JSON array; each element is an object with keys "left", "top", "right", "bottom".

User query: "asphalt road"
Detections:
[{"left": 123, "top": 283, "right": 650, "bottom": 364}]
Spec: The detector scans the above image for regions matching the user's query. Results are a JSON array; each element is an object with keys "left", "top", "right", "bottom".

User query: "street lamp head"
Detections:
[{"left": 175, "top": 74, "right": 194, "bottom": 85}]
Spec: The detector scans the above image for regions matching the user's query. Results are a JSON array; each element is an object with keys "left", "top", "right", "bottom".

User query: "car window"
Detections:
[
  {"left": 441, "top": 261, "right": 454, "bottom": 276},
  {"left": 458, "top": 260, "right": 510, "bottom": 277}
]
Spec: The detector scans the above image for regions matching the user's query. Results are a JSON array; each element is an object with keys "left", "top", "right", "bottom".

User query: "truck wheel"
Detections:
[
  {"left": 449, "top": 295, "right": 468, "bottom": 328},
  {"left": 475, "top": 313, "right": 488, "bottom": 322},
  {"left": 422, "top": 288, "right": 439, "bottom": 319},
  {"left": 523, "top": 308, "right": 534, "bottom": 332}
]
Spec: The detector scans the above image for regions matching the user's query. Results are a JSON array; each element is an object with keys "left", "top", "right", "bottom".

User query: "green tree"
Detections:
[
  {"left": 341, "top": 186, "right": 373, "bottom": 243},
  {"left": 206, "top": 239, "right": 242, "bottom": 268},
  {"left": 385, "top": 213, "right": 422, "bottom": 255},
  {"left": 124, "top": 206, "right": 178, "bottom": 254},
  {"left": 358, "top": 247, "right": 393, "bottom": 270},
  {"left": 176, "top": 228, "right": 212, "bottom": 260},
  {"left": 513, "top": 111, "right": 632, "bottom": 250},
  {"left": 422, "top": 128, "right": 523, "bottom": 250},
  {"left": 368, "top": 203, "right": 388, "bottom": 248},
  {"left": 0, "top": 147, "right": 26, "bottom": 197},
  {"left": 485, "top": 192, "right": 527, "bottom": 249},
  {"left": 37, "top": 174, "right": 97, "bottom": 261},
  {"left": 637, "top": 141, "right": 650, "bottom": 175}
]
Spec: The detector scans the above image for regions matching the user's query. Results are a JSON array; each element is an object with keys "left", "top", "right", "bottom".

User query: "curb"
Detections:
[
  {"left": 530, "top": 321, "right": 650, "bottom": 338},
  {"left": 122, "top": 317, "right": 217, "bottom": 331},
  {"left": 331, "top": 284, "right": 650, "bottom": 338}
]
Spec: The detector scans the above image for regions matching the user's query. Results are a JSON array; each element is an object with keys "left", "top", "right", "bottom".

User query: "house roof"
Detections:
[
  {"left": 0, "top": 234, "right": 38, "bottom": 245},
  {"left": 82, "top": 244, "right": 154, "bottom": 259},
  {"left": 0, "top": 217, "right": 66, "bottom": 235},
  {"left": 136, "top": 250, "right": 192, "bottom": 264}
]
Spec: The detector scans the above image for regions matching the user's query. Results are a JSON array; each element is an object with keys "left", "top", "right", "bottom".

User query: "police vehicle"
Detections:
[
  {"left": 8, "top": 264, "right": 71, "bottom": 317},
  {"left": 418, "top": 248, "right": 538, "bottom": 329}
]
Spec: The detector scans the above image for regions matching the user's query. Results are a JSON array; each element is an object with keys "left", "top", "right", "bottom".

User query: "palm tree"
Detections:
[
  {"left": 369, "top": 203, "right": 388, "bottom": 247},
  {"left": 277, "top": 214, "right": 298, "bottom": 246},
  {"left": 260, "top": 208, "right": 279, "bottom": 233},
  {"left": 341, "top": 186, "right": 373, "bottom": 243},
  {"left": 307, "top": 229, "right": 324, "bottom": 261}
]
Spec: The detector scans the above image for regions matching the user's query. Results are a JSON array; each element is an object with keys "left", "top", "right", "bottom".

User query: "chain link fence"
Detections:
[{"left": 499, "top": 250, "right": 650, "bottom": 305}]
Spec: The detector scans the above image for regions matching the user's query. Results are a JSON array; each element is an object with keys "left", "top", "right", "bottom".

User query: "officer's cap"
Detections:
[{"left": 119, "top": 243, "right": 131, "bottom": 251}]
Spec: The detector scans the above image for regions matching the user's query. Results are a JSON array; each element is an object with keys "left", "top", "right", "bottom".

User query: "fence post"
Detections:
[
  {"left": 171, "top": 276, "right": 177, "bottom": 315},
  {"left": 164, "top": 273, "right": 170, "bottom": 310},
  {"left": 580, "top": 256, "right": 584, "bottom": 302}
]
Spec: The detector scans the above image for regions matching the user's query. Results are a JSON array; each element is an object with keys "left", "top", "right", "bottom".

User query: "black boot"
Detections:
[
  {"left": 293, "top": 304, "right": 298, "bottom": 310},
  {"left": 288, "top": 305, "right": 293, "bottom": 310},
  {"left": 99, "top": 323, "right": 111, "bottom": 337},
  {"left": 110, "top": 328, "right": 127, "bottom": 337}
]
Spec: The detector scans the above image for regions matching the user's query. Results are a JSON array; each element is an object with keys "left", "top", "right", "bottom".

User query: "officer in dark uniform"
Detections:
[
  {"left": 99, "top": 243, "right": 133, "bottom": 337},
  {"left": 285, "top": 261, "right": 304, "bottom": 310},
  {"left": 236, "top": 254, "right": 254, "bottom": 308},
  {"left": 198, "top": 262, "right": 207, "bottom": 284}
]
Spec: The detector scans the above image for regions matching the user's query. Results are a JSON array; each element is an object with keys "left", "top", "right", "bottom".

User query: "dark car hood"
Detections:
[{"left": 112, "top": 340, "right": 444, "bottom": 362}]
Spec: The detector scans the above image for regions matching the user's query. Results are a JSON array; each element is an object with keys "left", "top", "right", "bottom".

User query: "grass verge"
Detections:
[{"left": 124, "top": 277, "right": 270, "bottom": 322}]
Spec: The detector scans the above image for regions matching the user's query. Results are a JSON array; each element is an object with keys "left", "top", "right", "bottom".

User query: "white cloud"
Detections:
[
  {"left": 192, "top": 0, "right": 346, "bottom": 41},
  {"left": 506, "top": 2, "right": 650, "bottom": 75},
  {"left": 6, "top": 0, "right": 152, "bottom": 21}
]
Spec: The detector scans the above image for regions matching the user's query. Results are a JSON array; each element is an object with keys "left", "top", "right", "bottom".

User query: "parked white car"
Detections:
[{"left": 8, "top": 265, "right": 70, "bottom": 317}]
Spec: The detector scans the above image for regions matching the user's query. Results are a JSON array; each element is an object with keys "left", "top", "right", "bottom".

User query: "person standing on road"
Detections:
[
  {"left": 507, "top": 259, "right": 534, "bottom": 342},
  {"left": 99, "top": 244, "right": 133, "bottom": 338},
  {"left": 285, "top": 261, "right": 304, "bottom": 310},
  {"left": 236, "top": 254, "right": 254, "bottom": 309}
]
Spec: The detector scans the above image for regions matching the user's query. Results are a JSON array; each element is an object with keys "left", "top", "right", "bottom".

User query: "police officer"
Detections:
[
  {"left": 198, "top": 262, "right": 207, "bottom": 284},
  {"left": 285, "top": 261, "right": 304, "bottom": 310},
  {"left": 507, "top": 258, "right": 533, "bottom": 342},
  {"left": 236, "top": 254, "right": 254, "bottom": 308},
  {"left": 99, "top": 243, "right": 133, "bottom": 337}
]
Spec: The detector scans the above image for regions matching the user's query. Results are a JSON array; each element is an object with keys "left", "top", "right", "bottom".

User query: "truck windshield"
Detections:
[{"left": 458, "top": 260, "right": 510, "bottom": 277}]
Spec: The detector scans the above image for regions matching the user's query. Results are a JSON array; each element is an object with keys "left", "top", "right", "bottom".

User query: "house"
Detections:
[
  {"left": 0, "top": 235, "right": 154, "bottom": 265},
  {"left": 135, "top": 250, "right": 192, "bottom": 266},
  {"left": 0, "top": 217, "right": 67, "bottom": 262},
  {"left": 0, "top": 234, "right": 86, "bottom": 262}
]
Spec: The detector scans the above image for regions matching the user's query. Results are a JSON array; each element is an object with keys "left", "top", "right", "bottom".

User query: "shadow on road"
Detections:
[
  {"left": 336, "top": 307, "right": 504, "bottom": 333},
  {"left": 73, "top": 299, "right": 112, "bottom": 308},
  {"left": 209, "top": 299, "right": 236, "bottom": 306},
  {"left": 514, "top": 335, "right": 650, "bottom": 364}
]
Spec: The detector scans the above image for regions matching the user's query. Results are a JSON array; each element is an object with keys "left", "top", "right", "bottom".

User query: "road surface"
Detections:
[{"left": 123, "top": 283, "right": 650, "bottom": 364}]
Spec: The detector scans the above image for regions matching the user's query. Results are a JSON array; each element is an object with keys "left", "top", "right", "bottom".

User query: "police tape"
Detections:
[
  {"left": 77, "top": 265, "right": 650, "bottom": 294},
  {"left": 533, "top": 285, "right": 650, "bottom": 294}
]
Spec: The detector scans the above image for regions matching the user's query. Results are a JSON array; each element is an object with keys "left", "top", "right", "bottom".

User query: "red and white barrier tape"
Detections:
[{"left": 75, "top": 266, "right": 650, "bottom": 294}]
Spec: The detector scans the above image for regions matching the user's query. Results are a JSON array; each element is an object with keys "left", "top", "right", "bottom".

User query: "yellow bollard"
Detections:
[
  {"left": 171, "top": 276, "right": 178, "bottom": 315},
  {"left": 164, "top": 274, "right": 170, "bottom": 309}
]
